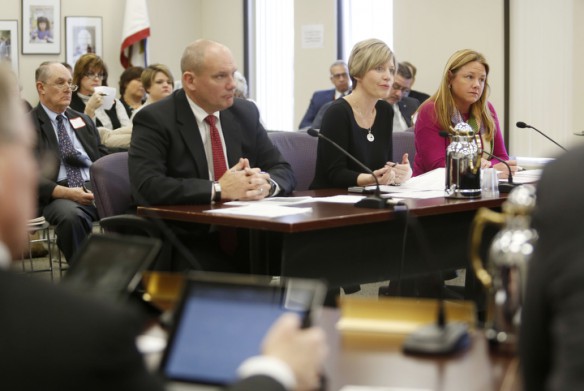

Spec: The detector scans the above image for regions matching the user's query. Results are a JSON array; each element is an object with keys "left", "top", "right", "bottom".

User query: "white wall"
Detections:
[
  {"left": 509, "top": 0, "right": 584, "bottom": 157},
  {"left": 5, "top": 0, "right": 581, "bottom": 158}
]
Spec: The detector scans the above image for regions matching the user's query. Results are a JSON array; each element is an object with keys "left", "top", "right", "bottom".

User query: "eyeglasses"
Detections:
[
  {"left": 43, "top": 82, "right": 78, "bottom": 92},
  {"left": 84, "top": 72, "right": 105, "bottom": 80},
  {"left": 392, "top": 83, "right": 410, "bottom": 94},
  {"left": 331, "top": 72, "right": 349, "bottom": 80}
]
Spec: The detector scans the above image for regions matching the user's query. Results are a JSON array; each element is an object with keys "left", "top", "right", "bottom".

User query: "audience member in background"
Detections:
[
  {"left": 0, "top": 65, "right": 327, "bottom": 391},
  {"left": 412, "top": 49, "right": 516, "bottom": 177},
  {"left": 385, "top": 62, "right": 420, "bottom": 132},
  {"left": 61, "top": 62, "right": 73, "bottom": 75},
  {"left": 520, "top": 144, "right": 584, "bottom": 391},
  {"left": 30, "top": 61, "right": 107, "bottom": 263},
  {"left": 310, "top": 38, "right": 412, "bottom": 190},
  {"left": 129, "top": 39, "right": 295, "bottom": 272},
  {"left": 234, "top": 70, "right": 249, "bottom": 99},
  {"left": 401, "top": 61, "right": 430, "bottom": 103},
  {"left": 298, "top": 60, "right": 351, "bottom": 129},
  {"left": 70, "top": 53, "right": 132, "bottom": 150},
  {"left": 119, "top": 66, "right": 145, "bottom": 118},
  {"left": 131, "top": 64, "right": 174, "bottom": 119}
]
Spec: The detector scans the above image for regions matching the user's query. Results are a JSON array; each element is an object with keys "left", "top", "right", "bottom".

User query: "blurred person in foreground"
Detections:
[{"left": 520, "top": 144, "right": 584, "bottom": 391}]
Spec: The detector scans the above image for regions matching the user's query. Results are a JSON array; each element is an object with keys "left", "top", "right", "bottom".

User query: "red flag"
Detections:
[{"left": 120, "top": 0, "right": 150, "bottom": 68}]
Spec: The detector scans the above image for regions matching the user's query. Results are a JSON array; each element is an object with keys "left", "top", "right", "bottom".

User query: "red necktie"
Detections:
[
  {"left": 205, "top": 115, "right": 228, "bottom": 180},
  {"left": 205, "top": 115, "right": 237, "bottom": 256}
]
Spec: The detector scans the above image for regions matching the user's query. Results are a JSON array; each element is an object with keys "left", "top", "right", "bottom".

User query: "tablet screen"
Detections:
[{"left": 160, "top": 274, "right": 325, "bottom": 386}]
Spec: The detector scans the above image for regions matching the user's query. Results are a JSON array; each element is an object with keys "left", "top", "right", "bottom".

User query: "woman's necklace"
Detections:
[{"left": 353, "top": 104, "right": 376, "bottom": 142}]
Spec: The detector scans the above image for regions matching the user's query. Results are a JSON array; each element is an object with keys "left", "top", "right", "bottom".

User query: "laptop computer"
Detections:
[
  {"left": 159, "top": 272, "right": 326, "bottom": 390},
  {"left": 61, "top": 233, "right": 162, "bottom": 302}
]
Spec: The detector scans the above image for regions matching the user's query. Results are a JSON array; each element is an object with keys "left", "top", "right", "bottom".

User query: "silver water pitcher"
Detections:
[
  {"left": 445, "top": 122, "right": 481, "bottom": 198},
  {"left": 469, "top": 185, "right": 538, "bottom": 351}
]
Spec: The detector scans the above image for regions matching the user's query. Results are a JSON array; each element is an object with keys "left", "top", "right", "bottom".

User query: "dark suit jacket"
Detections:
[
  {"left": 397, "top": 96, "right": 420, "bottom": 127},
  {"left": 0, "top": 270, "right": 288, "bottom": 391},
  {"left": 128, "top": 90, "right": 295, "bottom": 206},
  {"left": 299, "top": 88, "right": 336, "bottom": 129},
  {"left": 0, "top": 270, "right": 163, "bottom": 391},
  {"left": 408, "top": 90, "right": 430, "bottom": 104},
  {"left": 30, "top": 104, "right": 108, "bottom": 209},
  {"left": 520, "top": 145, "right": 584, "bottom": 391}
]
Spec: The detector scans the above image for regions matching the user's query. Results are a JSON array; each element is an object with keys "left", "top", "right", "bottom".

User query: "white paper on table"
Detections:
[
  {"left": 225, "top": 197, "right": 314, "bottom": 206},
  {"left": 501, "top": 169, "right": 541, "bottom": 184},
  {"left": 314, "top": 195, "right": 366, "bottom": 204},
  {"left": 382, "top": 190, "right": 445, "bottom": 199},
  {"left": 203, "top": 204, "right": 312, "bottom": 218},
  {"left": 93, "top": 86, "right": 116, "bottom": 110}
]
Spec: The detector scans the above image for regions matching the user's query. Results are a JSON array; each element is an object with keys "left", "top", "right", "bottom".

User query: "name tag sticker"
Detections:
[{"left": 69, "top": 117, "right": 85, "bottom": 130}]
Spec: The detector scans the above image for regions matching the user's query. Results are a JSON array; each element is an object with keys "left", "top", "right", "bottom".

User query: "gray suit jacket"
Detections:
[
  {"left": 129, "top": 90, "right": 295, "bottom": 206},
  {"left": 30, "top": 104, "right": 108, "bottom": 209}
]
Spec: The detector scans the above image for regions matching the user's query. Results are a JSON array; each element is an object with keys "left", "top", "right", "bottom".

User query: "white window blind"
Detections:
[{"left": 251, "top": 0, "right": 294, "bottom": 131}]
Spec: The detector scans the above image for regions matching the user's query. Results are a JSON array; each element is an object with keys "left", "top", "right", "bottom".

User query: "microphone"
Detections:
[
  {"left": 307, "top": 128, "right": 388, "bottom": 209},
  {"left": 516, "top": 121, "right": 567, "bottom": 151},
  {"left": 438, "top": 131, "right": 517, "bottom": 193},
  {"left": 477, "top": 149, "right": 520, "bottom": 193}
]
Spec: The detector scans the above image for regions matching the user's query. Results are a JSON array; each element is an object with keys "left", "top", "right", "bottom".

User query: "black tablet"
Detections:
[
  {"left": 61, "top": 233, "right": 161, "bottom": 300},
  {"left": 160, "top": 272, "right": 326, "bottom": 387}
]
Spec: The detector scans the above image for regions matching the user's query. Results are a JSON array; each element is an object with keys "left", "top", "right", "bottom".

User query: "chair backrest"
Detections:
[
  {"left": 90, "top": 152, "right": 132, "bottom": 219},
  {"left": 268, "top": 131, "right": 318, "bottom": 191},
  {"left": 392, "top": 129, "right": 416, "bottom": 163}
]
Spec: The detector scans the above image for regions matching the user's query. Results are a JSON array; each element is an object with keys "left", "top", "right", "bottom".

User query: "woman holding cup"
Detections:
[{"left": 70, "top": 53, "right": 132, "bottom": 150}]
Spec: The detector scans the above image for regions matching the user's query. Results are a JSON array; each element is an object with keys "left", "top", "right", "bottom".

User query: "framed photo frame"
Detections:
[
  {"left": 0, "top": 21, "right": 19, "bottom": 73},
  {"left": 65, "top": 16, "right": 102, "bottom": 67},
  {"left": 22, "top": 0, "right": 61, "bottom": 54}
]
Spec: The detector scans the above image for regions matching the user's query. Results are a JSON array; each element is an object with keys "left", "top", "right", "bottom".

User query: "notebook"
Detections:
[
  {"left": 61, "top": 233, "right": 162, "bottom": 301},
  {"left": 160, "top": 272, "right": 326, "bottom": 389}
]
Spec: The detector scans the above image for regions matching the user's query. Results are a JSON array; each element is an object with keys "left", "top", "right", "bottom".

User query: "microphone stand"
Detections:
[
  {"left": 516, "top": 121, "right": 567, "bottom": 151},
  {"left": 401, "top": 213, "right": 470, "bottom": 355},
  {"left": 307, "top": 128, "right": 388, "bottom": 209}
]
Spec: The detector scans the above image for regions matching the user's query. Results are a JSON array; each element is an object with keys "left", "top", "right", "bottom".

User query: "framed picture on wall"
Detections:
[
  {"left": 0, "top": 21, "right": 19, "bottom": 73},
  {"left": 22, "top": 0, "right": 61, "bottom": 54},
  {"left": 65, "top": 16, "right": 103, "bottom": 67}
]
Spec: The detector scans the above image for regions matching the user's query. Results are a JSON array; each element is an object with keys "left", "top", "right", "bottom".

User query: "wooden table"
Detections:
[{"left": 138, "top": 190, "right": 506, "bottom": 289}]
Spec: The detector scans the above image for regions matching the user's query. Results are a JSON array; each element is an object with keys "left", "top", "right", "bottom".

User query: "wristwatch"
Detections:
[
  {"left": 267, "top": 178, "right": 277, "bottom": 197},
  {"left": 213, "top": 181, "right": 221, "bottom": 202}
]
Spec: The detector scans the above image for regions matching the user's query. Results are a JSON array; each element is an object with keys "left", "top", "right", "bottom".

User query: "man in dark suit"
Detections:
[
  {"left": 129, "top": 39, "right": 295, "bottom": 271},
  {"left": 30, "top": 61, "right": 108, "bottom": 262},
  {"left": 401, "top": 61, "right": 431, "bottom": 104},
  {"left": 298, "top": 60, "right": 351, "bottom": 129},
  {"left": 0, "top": 64, "right": 326, "bottom": 391},
  {"left": 520, "top": 145, "right": 584, "bottom": 390},
  {"left": 385, "top": 62, "right": 420, "bottom": 132}
]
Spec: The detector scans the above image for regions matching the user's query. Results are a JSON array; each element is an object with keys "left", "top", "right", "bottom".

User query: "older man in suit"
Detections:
[
  {"left": 298, "top": 60, "right": 351, "bottom": 129},
  {"left": 129, "top": 39, "right": 295, "bottom": 271},
  {"left": 30, "top": 61, "right": 108, "bottom": 262}
]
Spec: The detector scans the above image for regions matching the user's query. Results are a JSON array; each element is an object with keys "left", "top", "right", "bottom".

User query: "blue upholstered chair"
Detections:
[{"left": 268, "top": 131, "right": 318, "bottom": 191}]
